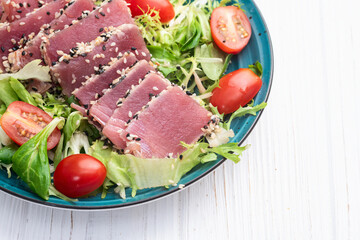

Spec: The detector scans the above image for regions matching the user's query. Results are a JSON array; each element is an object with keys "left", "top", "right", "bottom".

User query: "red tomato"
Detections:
[
  {"left": 0, "top": 101, "right": 61, "bottom": 150},
  {"left": 210, "top": 6, "right": 252, "bottom": 54},
  {"left": 125, "top": 0, "right": 175, "bottom": 23},
  {"left": 53, "top": 154, "right": 107, "bottom": 198},
  {"left": 210, "top": 69, "right": 262, "bottom": 114}
]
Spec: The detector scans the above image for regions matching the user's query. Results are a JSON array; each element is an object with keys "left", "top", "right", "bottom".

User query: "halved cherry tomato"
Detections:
[
  {"left": 210, "top": 6, "right": 252, "bottom": 54},
  {"left": 0, "top": 101, "right": 61, "bottom": 150},
  {"left": 210, "top": 69, "right": 262, "bottom": 114},
  {"left": 125, "top": 0, "right": 175, "bottom": 23},
  {"left": 53, "top": 154, "right": 107, "bottom": 198}
]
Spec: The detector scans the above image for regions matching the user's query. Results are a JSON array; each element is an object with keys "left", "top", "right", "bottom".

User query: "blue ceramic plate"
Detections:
[{"left": 0, "top": 0, "right": 273, "bottom": 210}]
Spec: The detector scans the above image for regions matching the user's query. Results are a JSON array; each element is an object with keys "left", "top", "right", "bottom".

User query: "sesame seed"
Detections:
[
  {"left": 128, "top": 111, "right": 132, "bottom": 118},
  {"left": 63, "top": 59, "right": 70, "bottom": 64},
  {"left": 1, "top": 47, "right": 4, "bottom": 52},
  {"left": 141, "top": 52, "right": 147, "bottom": 57},
  {"left": 102, "top": 45, "right": 106, "bottom": 51},
  {"left": 153, "top": 86, "right": 159, "bottom": 91},
  {"left": 186, "top": 91, "right": 192, "bottom": 95},
  {"left": 131, "top": 47, "right": 137, "bottom": 51},
  {"left": 100, "top": 12, "right": 105, "bottom": 16},
  {"left": 19, "top": 3, "right": 23, "bottom": 7},
  {"left": 16, "top": 10, "right": 22, "bottom": 13},
  {"left": 21, "top": 51, "right": 26, "bottom": 56},
  {"left": 51, "top": 61, "right": 56, "bottom": 66},
  {"left": 95, "top": 14, "right": 99, "bottom": 19},
  {"left": 19, "top": 22, "right": 25, "bottom": 25},
  {"left": 99, "top": 27, "right": 104, "bottom": 32},
  {"left": 179, "top": 155, "right": 183, "bottom": 160}
]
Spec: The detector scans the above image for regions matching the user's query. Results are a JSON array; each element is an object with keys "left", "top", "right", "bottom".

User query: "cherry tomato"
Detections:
[
  {"left": 210, "top": 69, "right": 262, "bottom": 114},
  {"left": 210, "top": 6, "right": 252, "bottom": 54},
  {"left": 0, "top": 101, "right": 61, "bottom": 150},
  {"left": 53, "top": 154, "right": 107, "bottom": 198},
  {"left": 125, "top": 0, "right": 175, "bottom": 23}
]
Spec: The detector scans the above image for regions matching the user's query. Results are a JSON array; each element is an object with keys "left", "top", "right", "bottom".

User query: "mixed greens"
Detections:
[{"left": 0, "top": 0, "right": 268, "bottom": 201}]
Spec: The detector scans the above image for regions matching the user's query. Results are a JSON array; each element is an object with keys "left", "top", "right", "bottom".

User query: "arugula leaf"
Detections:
[
  {"left": 207, "top": 143, "right": 249, "bottom": 163},
  {"left": 249, "top": 61, "right": 263, "bottom": 77},
  {"left": 12, "top": 118, "right": 64, "bottom": 200},
  {"left": 225, "top": 102, "right": 267, "bottom": 130},
  {"left": 9, "top": 77, "right": 37, "bottom": 106}
]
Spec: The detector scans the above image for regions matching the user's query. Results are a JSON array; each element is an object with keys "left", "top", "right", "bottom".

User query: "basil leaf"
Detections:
[{"left": 12, "top": 118, "right": 64, "bottom": 200}]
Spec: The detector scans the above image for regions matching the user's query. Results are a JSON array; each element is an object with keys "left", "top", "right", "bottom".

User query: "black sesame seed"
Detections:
[
  {"left": 126, "top": 133, "right": 130, "bottom": 137},
  {"left": 179, "top": 155, "right": 183, "bottom": 160},
  {"left": 38, "top": 2, "right": 43, "bottom": 7},
  {"left": 102, "top": 45, "right": 106, "bottom": 51},
  {"left": 63, "top": 59, "right": 70, "bottom": 64},
  {"left": 27, "top": 3, "right": 31, "bottom": 7},
  {"left": 46, "top": 11, "right": 50, "bottom": 15},
  {"left": 229, "top": 151, "right": 234, "bottom": 154},
  {"left": 12, "top": 46, "right": 18, "bottom": 51},
  {"left": 80, "top": 53, "right": 87, "bottom": 57},
  {"left": 95, "top": 14, "right": 99, "bottom": 19},
  {"left": 203, "top": 125, "right": 208, "bottom": 129},
  {"left": 29, "top": 53, "right": 33, "bottom": 57},
  {"left": 83, "top": 104, "right": 89, "bottom": 109},
  {"left": 126, "top": 119, "right": 131, "bottom": 124},
  {"left": 77, "top": 16, "right": 82, "bottom": 20},
  {"left": 32, "top": 87, "right": 38, "bottom": 91},
  {"left": 86, "top": 110, "right": 90, "bottom": 115},
  {"left": 186, "top": 91, "right": 192, "bottom": 95},
  {"left": 19, "top": 3, "right": 23, "bottom": 7},
  {"left": 21, "top": 51, "right": 26, "bottom": 56},
  {"left": 131, "top": 47, "right": 137, "bottom": 50},
  {"left": 135, "top": 138, "right": 141, "bottom": 141},
  {"left": 176, "top": 65, "right": 181, "bottom": 70},
  {"left": 222, "top": 40, "right": 226, "bottom": 43},
  {"left": 1, "top": 46, "right": 5, "bottom": 52},
  {"left": 99, "top": 27, "right": 104, "bottom": 32},
  {"left": 16, "top": 10, "right": 22, "bottom": 13},
  {"left": 51, "top": 61, "right": 56, "bottom": 66},
  {"left": 100, "top": 12, "right": 105, "bottom": 16}
]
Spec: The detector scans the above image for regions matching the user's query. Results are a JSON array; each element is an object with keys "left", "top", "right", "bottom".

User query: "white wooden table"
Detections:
[{"left": 1, "top": 0, "right": 359, "bottom": 239}]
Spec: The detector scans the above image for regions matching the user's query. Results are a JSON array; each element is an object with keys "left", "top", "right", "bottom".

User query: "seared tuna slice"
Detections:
[
  {"left": 49, "top": 24, "right": 150, "bottom": 96},
  {"left": 42, "top": 0, "right": 134, "bottom": 65},
  {"left": 102, "top": 73, "right": 170, "bottom": 149},
  {"left": 8, "top": 0, "right": 95, "bottom": 71},
  {"left": 89, "top": 60, "right": 155, "bottom": 126},
  {"left": 0, "top": 0, "right": 68, "bottom": 72},
  {"left": 1, "top": 0, "right": 52, "bottom": 22},
  {"left": 124, "top": 86, "right": 211, "bottom": 158},
  {"left": 72, "top": 52, "right": 137, "bottom": 106}
]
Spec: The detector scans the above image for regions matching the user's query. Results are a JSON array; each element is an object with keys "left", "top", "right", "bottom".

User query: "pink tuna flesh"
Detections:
[
  {"left": 89, "top": 60, "right": 154, "bottom": 126},
  {"left": 124, "top": 86, "right": 211, "bottom": 158},
  {"left": 102, "top": 73, "right": 170, "bottom": 149},
  {"left": 0, "top": 0, "right": 68, "bottom": 72},
  {"left": 49, "top": 24, "right": 150, "bottom": 96},
  {"left": 8, "top": 0, "right": 95, "bottom": 71},
  {"left": 72, "top": 52, "right": 138, "bottom": 106},
  {"left": 42, "top": 0, "right": 134, "bottom": 65}
]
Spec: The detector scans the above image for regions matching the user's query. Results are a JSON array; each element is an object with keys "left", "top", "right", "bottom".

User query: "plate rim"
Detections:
[{"left": 0, "top": 0, "right": 274, "bottom": 210}]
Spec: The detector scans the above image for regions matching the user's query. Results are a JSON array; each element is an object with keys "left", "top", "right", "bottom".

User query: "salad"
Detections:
[{"left": 0, "top": 0, "right": 267, "bottom": 201}]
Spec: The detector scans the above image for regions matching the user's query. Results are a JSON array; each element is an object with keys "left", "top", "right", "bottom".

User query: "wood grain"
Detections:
[{"left": 1, "top": 0, "right": 360, "bottom": 239}]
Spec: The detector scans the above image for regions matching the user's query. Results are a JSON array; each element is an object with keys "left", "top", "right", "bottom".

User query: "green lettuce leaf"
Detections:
[
  {"left": 9, "top": 77, "right": 37, "bottom": 106},
  {"left": 0, "top": 60, "right": 51, "bottom": 82}
]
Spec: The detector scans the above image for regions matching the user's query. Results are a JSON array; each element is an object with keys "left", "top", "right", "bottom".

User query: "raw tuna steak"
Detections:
[
  {"left": 1, "top": 0, "right": 52, "bottom": 22},
  {"left": 89, "top": 60, "right": 154, "bottom": 126},
  {"left": 72, "top": 52, "right": 138, "bottom": 106},
  {"left": 42, "top": 0, "right": 134, "bottom": 65},
  {"left": 8, "top": 0, "right": 95, "bottom": 71},
  {"left": 49, "top": 24, "right": 150, "bottom": 96},
  {"left": 124, "top": 86, "right": 211, "bottom": 158},
  {"left": 102, "top": 73, "right": 170, "bottom": 149},
  {"left": 0, "top": 0, "right": 68, "bottom": 72}
]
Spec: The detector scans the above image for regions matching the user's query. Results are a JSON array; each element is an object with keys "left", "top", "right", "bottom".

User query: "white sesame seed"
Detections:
[
  {"left": 110, "top": 42, "right": 116, "bottom": 47},
  {"left": 141, "top": 52, "right": 147, "bottom": 57},
  {"left": 19, "top": 22, "right": 25, "bottom": 26},
  {"left": 153, "top": 86, "right": 159, "bottom": 91},
  {"left": 179, "top": 184, "right": 185, "bottom": 189},
  {"left": 123, "top": 58, "right": 127, "bottom": 64},
  {"left": 128, "top": 111, "right": 132, "bottom": 118}
]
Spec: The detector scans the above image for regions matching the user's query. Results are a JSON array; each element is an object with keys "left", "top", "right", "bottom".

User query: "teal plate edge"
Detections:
[{"left": 0, "top": 0, "right": 274, "bottom": 210}]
